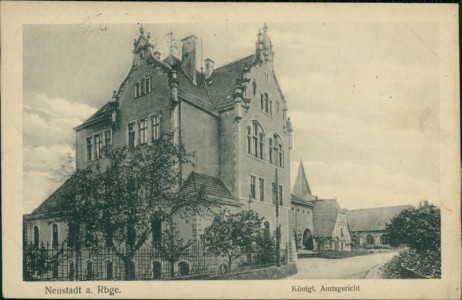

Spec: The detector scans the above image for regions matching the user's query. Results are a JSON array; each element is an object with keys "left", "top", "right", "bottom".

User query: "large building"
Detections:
[
  {"left": 24, "top": 24, "right": 294, "bottom": 260},
  {"left": 347, "top": 205, "right": 412, "bottom": 248}
]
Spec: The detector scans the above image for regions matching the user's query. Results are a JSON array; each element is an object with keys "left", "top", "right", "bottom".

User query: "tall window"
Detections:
[
  {"left": 269, "top": 134, "right": 283, "bottom": 167},
  {"left": 247, "top": 126, "right": 252, "bottom": 154},
  {"left": 264, "top": 93, "right": 269, "bottom": 114},
  {"left": 247, "top": 122, "right": 264, "bottom": 158},
  {"left": 33, "top": 225, "right": 40, "bottom": 247},
  {"left": 272, "top": 183, "right": 277, "bottom": 205},
  {"left": 250, "top": 176, "right": 256, "bottom": 199},
  {"left": 94, "top": 134, "right": 103, "bottom": 159},
  {"left": 145, "top": 76, "right": 152, "bottom": 94},
  {"left": 252, "top": 124, "right": 258, "bottom": 157},
  {"left": 104, "top": 130, "right": 112, "bottom": 151},
  {"left": 135, "top": 76, "right": 152, "bottom": 98},
  {"left": 128, "top": 123, "right": 136, "bottom": 148},
  {"left": 52, "top": 224, "right": 58, "bottom": 248},
  {"left": 138, "top": 118, "right": 148, "bottom": 145},
  {"left": 278, "top": 185, "right": 283, "bottom": 206},
  {"left": 134, "top": 82, "right": 141, "bottom": 98},
  {"left": 152, "top": 218, "right": 162, "bottom": 247},
  {"left": 260, "top": 94, "right": 264, "bottom": 110},
  {"left": 151, "top": 114, "right": 161, "bottom": 142},
  {"left": 272, "top": 184, "right": 283, "bottom": 206},
  {"left": 259, "top": 133, "right": 264, "bottom": 159},
  {"left": 259, "top": 178, "right": 265, "bottom": 202},
  {"left": 86, "top": 137, "right": 93, "bottom": 161},
  {"left": 268, "top": 138, "right": 273, "bottom": 163}
]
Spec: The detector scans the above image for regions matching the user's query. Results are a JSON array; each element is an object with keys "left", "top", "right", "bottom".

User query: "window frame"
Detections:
[
  {"left": 94, "top": 133, "right": 103, "bottom": 159},
  {"left": 250, "top": 175, "right": 256, "bottom": 199},
  {"left": 151, "top": 113, "right": 162, "bottom": 142},
  {"left": 128, "top": 122, "right": 136, "bottom": 148},
  {"left": 86, "top": 137, "right": 93, "bottom": 161},
  {"left": 259, "top": 178, "right": 265, "bottom": 202},
  {"left": 138, "top": 118, "right": 148, "bottom": 146}
]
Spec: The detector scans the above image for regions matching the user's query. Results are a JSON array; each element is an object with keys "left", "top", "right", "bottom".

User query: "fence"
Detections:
[{"left": 23, "top": 242, "right": 288, "bottom": 281}]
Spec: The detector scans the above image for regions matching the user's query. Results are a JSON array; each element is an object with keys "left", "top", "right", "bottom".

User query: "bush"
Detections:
[{"left": 381, "top": 248, "right": 441, "bottom": 279}]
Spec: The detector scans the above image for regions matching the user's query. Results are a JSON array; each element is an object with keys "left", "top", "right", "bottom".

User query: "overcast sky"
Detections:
[{"left": 23, "top": 21, "right": 440, "bottom": 213}]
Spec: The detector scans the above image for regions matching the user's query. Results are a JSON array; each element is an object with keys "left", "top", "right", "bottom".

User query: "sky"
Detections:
[{"left": 23, "top": 21, "right": 440, "bottom": 213}]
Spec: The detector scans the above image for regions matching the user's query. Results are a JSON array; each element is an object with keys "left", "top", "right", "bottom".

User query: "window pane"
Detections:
[
  {"left": 250, "top": 176, "right": 256, "bottom": 199},
  {"left": 128, "top": 123, "right": 135, "bottom": 148},
  {"left": 86, "top": 137, "right": 93, "bottom": 160},
  {"left": 259, "top": 178, "right": 264, "bottom": 202}
]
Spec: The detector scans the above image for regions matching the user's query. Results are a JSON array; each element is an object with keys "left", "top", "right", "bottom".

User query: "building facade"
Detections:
[
  {"left": 24, "top": 24, "right": 294, "bottom": 263},
  {"left": 347, "top": 205, "right": 412, "bottom": 248}
]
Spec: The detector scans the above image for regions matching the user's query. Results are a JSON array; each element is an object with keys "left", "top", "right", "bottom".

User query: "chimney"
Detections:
[
  {"left": 181, "top": 35, "right": 197, "bottom": 85},
  {"left": 205, "top": 58, "right": 214, "bottom": 80}
]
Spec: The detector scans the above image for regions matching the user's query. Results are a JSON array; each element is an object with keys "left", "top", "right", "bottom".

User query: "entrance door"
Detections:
[{"left": 302, "top": 229, "right": 314, "bottom": 250}]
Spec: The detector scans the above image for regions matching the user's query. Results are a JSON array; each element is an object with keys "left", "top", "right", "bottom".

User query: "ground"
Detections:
[{"left": 287, "top": 251, "right": 397, "bottom": 279}]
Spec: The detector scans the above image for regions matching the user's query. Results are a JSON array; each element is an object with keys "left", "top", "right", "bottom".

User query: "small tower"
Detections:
[{"left": 292, "top": 161, "right": 313, "bottom": 201}]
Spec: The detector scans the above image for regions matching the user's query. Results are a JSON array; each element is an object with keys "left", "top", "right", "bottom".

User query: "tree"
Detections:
[
  {"left": 386, "top": 204, "right": 440, "bottom": 253},
  {"left": 383, "top": 203, "right": 441, "bottom": 278},
  {"left": 63, "top": 134, "right": 212, "bottom": 280},
  {"left": 154, "top": 220, "right": 192, "bottom": 278},
  {"left": 202, "top": 209, "right": 263, "bottom": 272}
]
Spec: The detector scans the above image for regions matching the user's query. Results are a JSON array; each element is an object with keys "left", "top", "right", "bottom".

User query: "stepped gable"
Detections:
[{"left": 347, "top": 205, "right": 413, "bottom": 232}]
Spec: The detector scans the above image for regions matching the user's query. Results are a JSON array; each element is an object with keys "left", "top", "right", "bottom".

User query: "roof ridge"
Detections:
[
  {"left": 347, "top": 204, "right": 413, "bottom": 211},
  {"left": 213, "top": 54, "right": 254, "bottom": 72}
]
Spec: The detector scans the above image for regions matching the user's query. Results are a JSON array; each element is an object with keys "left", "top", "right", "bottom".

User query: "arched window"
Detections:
[
  {"left": 68, "top": 260, "right": 75, "bottom": 280},
  {"left": 366, "top": 234, "right": 375, "bottom": 245},
  {"left": 86, "top": 260, "right": 93, "bottom": 280},
  {"left": 152, "top": 217, "right": 162, "bottom": 247},
  {"left": 269, "top": 134, "right": 283, "bottom": 167},
  {"left": 380, "top": 234, "right": 389, "bottom": 245},
  {"left": 247, "top": 122, "right": 264, "bottom": 158},
  {"left": 259, "top": 133, "right": 264, "bottom": 159},
  {"left": 106, "top": 260, "right": 113, "bottom": 280},
  {"left": 52, "top": 224, "right": 58, "bottom": 248},
  {"left": 260, "top": 94, "right": 264, "bottom": 110},
  {"left": 178, "top": 261, "right": 190, "bottom": 276},
  {"left": 153, "top": 261, "right": 162, "bottom": 279},
  {"left": 33, "top": 225, "right": 40, "bottom": 248}
]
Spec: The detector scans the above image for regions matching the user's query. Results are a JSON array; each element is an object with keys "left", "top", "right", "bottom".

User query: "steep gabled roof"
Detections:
[
  {"left": 182, "top": 171, "right": 234, "bottom": 199},
  {"left": 347, "top": 205, "right": 413, "bottom": 232},
  {"left": 25, "top": 176, "right": 76, "bottom": 220},
  {"left": 312, "top": 199, "right": 341, "bottom": 238},
  {"left": 206, "top": 55, "right": 255, "bottom": 109},
  {"left": 292, "top": 161, "right": 312, "bottom": 200}
]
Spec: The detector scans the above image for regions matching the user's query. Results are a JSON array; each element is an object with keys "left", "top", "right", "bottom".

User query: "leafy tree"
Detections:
[
  {"left": 202, "top": 209, "right": 263, "bottom": 272},
  {"left": 386, "top": 204, "right": 440, "bottom": 253},
  {"left": 63, "top": 134, "right": 212, "bottom": 280},
  {"left": 383, "top": 203, "right": 441, "bottom": 278},
  {"left": 155, "top": 219, "right": 193, "bottom": 278},
  {"left": 255, "top": 226, "right": 275, "bottom": 265}
]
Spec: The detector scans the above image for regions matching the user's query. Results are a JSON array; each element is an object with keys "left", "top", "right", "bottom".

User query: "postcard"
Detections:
[{"left": 2, "top": 2, "right": 460, "bottom": 299}]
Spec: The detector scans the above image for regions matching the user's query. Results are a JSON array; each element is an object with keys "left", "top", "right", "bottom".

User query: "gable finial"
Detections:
[{"left": 139, "top": 24, "right": 145, "bottom": 36}]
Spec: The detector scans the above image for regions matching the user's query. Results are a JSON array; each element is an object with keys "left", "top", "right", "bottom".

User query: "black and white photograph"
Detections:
[{"left": 2, "top": 2, "right": 460, "bottom": 299}]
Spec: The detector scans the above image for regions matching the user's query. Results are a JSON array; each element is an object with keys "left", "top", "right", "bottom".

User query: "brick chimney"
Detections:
[
  {"left": 205, "top": 58, "right": 214, "bottom": 80},
  {"left": 181, "top": 35, "right": 197, "bottom": 85}
]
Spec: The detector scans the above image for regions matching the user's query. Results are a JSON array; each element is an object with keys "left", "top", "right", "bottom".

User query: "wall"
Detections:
[
  {"left": 24, "top": 217, "right": 68, "bottom": 246},
  {"left": 180, "top": 101, "right": 219, "bottom": 178},
  {"left": 76, "top": 56, "right": 172, "bottom": 170},
  {"left": 290, "top": 204, "right": 314, "bottom": 249}
]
